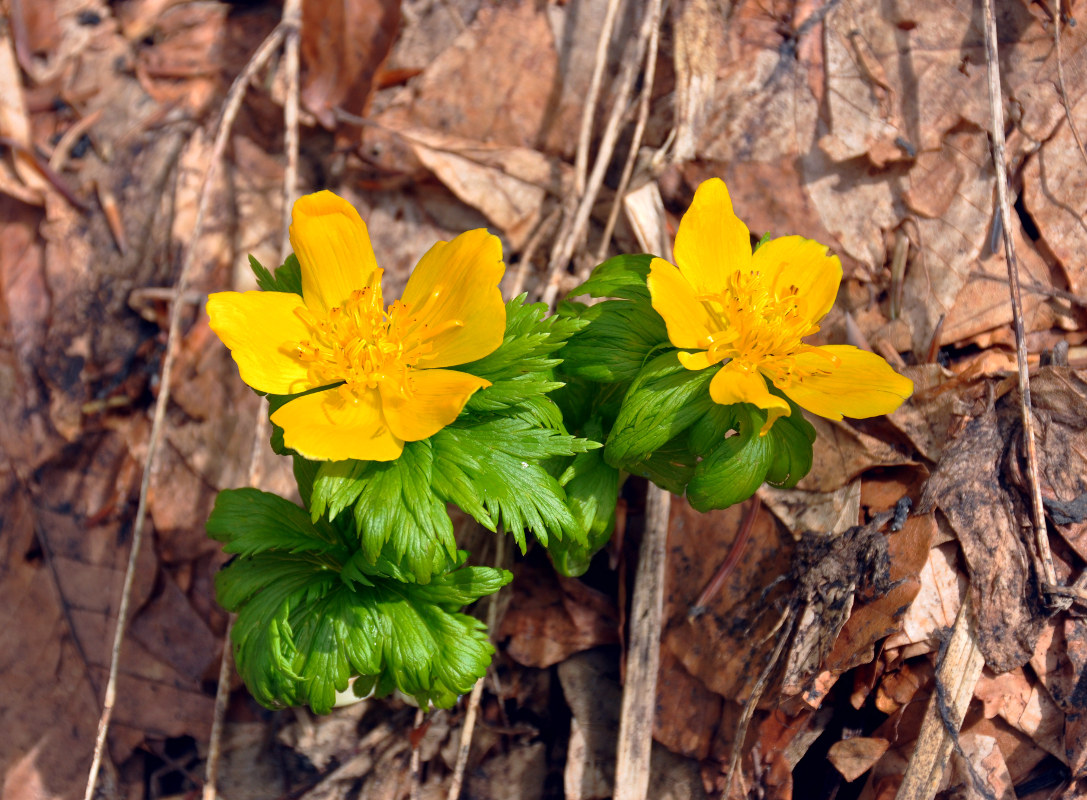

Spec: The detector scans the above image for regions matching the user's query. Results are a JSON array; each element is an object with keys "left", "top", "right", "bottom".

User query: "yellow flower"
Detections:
[
  {"left": 648, "top": 178, "right": 912, "bottom": 434},
  {"left": 207, "top": 191, "right": 506, "bottom": 462}
]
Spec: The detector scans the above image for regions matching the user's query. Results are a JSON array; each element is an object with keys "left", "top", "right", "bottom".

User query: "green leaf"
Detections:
[
  {"left": 765, "top": 404, "right": 816, "bottom": 488},
  {"left": 560, "top": 298, "right": 669, "bottom": 384},
  {"left": 351, "top": 441, "right": 456, "bottom": 582},
  {"left": 630, "top": 438, "right": 696, "bottom": 495},
  {"left": 217, "top": 550, "right": 511, "bottom": 713},
  {"left": 207, "top": 488, "right": 344, "bottom": 558},
  {"left": 604, "top": 352, "right": 715, "bottom": 469},
  {"left": 686, "top": 406, "right": 774, "bottom": 511},
  {"left": 550, "top": 441, "right": 620, "bottom": 577},
  {"left": 431, "top": 419, "right": 594, "bottom": 551},
  {"left": 460, "top": 295, "right": 585, "bottom": 415},
  {"left": 251, "top": 253, "right": 303, "bottom": 296},
  {"left": 567, "top": 253, "right": 654, "bottom": 302}
]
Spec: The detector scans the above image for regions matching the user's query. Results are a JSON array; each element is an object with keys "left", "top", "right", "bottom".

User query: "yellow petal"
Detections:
[
  {"left": 672, "top": 178, "right": 752, "bottom": 295},
  {"left": 648, "top": 257, "right": 714, "bottom": 350},
  {"left": 780, "top": 345, "right": 914, "bottom": 420},
  {"left": 207, "top": 290, "right": 314, "bottom": 395},
  {"left": 400, "top": 229, "right": 506, "bottom": 369},
  {"left": 380, "top": 368, "right": 490, "bottom": 442},
  {"left": 710, "top": 364, "right": 791, "bottom": 434},
  {"left": 289, "top": 191, "right": 380, "bottom": 315},
  {"left": 271, "top": 388, "right": 404, "bottom": 462},
  {"left": 677, "top": 350, "right": 714, "bottom": 371},
  {"left": 752, "top": 235, "right": 842, "bottom": 323}
]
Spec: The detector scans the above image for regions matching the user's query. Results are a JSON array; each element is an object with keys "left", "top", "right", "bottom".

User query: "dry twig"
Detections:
[
  {"left": 595, "top": 2, "right": 663, "bottom": 262},
  {"left": 447, "top": 532, "right": 507, "bottom": 800},
  {"left": 541, "top": 0, "right": 664, "bottom": 308},
  {"left": 82, "top": 21, "right": 290, "bottom": 800},
  {"left": 574, "top": 0, "right": 622, "bottom": 196},
  {"left": 980, "top": 0, "right": 1060, "bottom": 597},
  {"left": 613, "top": 484, "right": 671, "bottom": 800}
]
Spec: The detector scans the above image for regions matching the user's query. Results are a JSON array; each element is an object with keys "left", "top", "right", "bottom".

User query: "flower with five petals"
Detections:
[
  {"left": 207, "top": 191, "right": 505, "bottom": 462},
  {"left": 648, "top": 178, "right": 912, "bottom": 433}
]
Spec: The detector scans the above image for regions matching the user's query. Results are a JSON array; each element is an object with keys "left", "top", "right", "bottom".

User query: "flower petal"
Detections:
[
  {"left": 752, "top": 235, "right": 842, "bottom": 323},
  {"left": 780, "top": 345, "right": 914, "bottom": 420},
  {"left": 648, "top": 257, "right": 715, "bottom": 350},
  {"left": 710, "top": 364, "right": 791, "bottom": 434},
  {"left": 289, "top": 191, "right": 380, "bottom": 315},
  {"left": 271, "top": 388, "right": 404, "bottom": 462},
  {"left": 672, "top": 178, "right": 752, "bottom": 294},
  {"left": 677, "top": 350, "right": 715, "bottom": 371},
  {"left": 400, "top": 229, "right": 506, "bottom": 369},
  {"left": 207, "top": 290, "right": 314, "bottom": 395},
  {"left": 380, "top": 368, "right": 490, "bottom": 442}
]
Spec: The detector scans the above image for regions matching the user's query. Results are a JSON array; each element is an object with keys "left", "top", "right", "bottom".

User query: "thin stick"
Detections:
[
  {"left": 574, "top": 0, "right": 622, "bottom": 195},
  {"left": 410, "top": 707, "right": 427, "bottom": 800},
  {"left": 595, "top": 3, "right": 662, "bottom": 262},
  {"left": 446, "top": 532, "right": 507, "bottom": 800},
  {"left": 541, "top": 0, "right": 663, "bottom": 309},
  {"left": 980, "top": 0, "right": 1059, "bottom": 594},
  {"left": 281, "top": 0, "right": 302, "bottom": 261},
  {"left": 82, "top": 22, "right": 289, "bottom": 800},
  {"left": 1054, "top": 3, "right": 1087, "bottom": 173},
  {"left": 613, "top": 484, "right": 671, "bottom": 800},
  {"left": 201, "top": 616, "right": 235, "bottom": 800}
]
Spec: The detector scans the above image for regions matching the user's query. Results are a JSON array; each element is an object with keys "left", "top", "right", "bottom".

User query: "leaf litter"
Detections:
[{"left": 4, "top": 0, "right": 1087, "bottom": 798}]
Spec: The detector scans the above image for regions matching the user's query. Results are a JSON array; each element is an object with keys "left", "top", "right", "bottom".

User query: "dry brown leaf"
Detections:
[
  {"left": 952, "top": 731, "right": 1016, "bottom": 800},
  {"left": 498, "top": 560, "right": 618, "bottom": 669},
  {"left": 874, "top": 658, "right": 933, "bottom": 715},
  {"left": 828, "top": 737, "right": 891, "bottom": 783},
  {"left": 388, "top": 126, "right": 566, "bottom": 250},
  {"left": 798, "top": 416, "right": 914, "bottom": 493},
  {"left": 884, "top": 541, "right": 966, "bottom": 656},
  {"left": 379, "top": 2, "right": 593, "bottom": 157},
  {"left": 1030, "top": 618, "right": 1087, "bottom": 778},
  {"left": 663, "top": 498, "right": 793, "bottom": 702},
  {"left": 299, "top": 0, "right": 400, "bottom": 128},
  {"left": 760, "top": 480, "right": 861, "bottom": 539},
  {"left": 974, "top": 668, "right": 1065, "bottom": 762},
  {"left": 822, "top": 513, "right": 936, "bottom": 678},
  {"left": 653, "top": 647, "right": 722, "bottom": 760},
  {"left": 941, "top": 224, "right": 1068, "bottom": 346}
]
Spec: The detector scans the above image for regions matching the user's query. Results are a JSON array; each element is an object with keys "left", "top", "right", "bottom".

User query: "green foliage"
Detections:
[
  {"left": 250, "top": 253, "right": 303, "bottom": 296},
  {"left": 603, "top": 352, "right": 716, "bottom": 467},
  {"left": 549, "top": 427, "right": 620, "bottom": 577},
  {"left": 210, "top": 488, "right": 511, "bottom": 713},
  {"left": 460, "top": 295, "right": 585, "bottom": 416}
]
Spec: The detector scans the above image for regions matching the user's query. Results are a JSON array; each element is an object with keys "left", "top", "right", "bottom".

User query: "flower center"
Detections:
[
  {"left": 290, "top": 269, "right": 461, "bottom": 402},
  {"left": 696, "top": 269, "right": 837, "bottom": 386}
]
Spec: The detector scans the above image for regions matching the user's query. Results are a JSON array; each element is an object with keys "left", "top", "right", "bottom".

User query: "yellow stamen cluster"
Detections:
[
  {"left": 291, "top": 269, "right": 461, "bottom": 402},
  {"left": 696, "top": 269, "right": 838, "bottom": 386}
]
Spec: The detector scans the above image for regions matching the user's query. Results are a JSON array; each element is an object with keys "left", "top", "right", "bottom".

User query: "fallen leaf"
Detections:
[
  {"left": 828, "top": 737, "right": 890, "bottom": 783},
  {"left": 917, "top": 403, "right": 1048, "bottom": 672},
  {"left": 798, "top": 416, "right": 915, "bottom": 493},
  {"left": 499, "top": 559, "right": 619, "bottom": 669},
  {"left": 884, "top": 541, "right": 966, "bottom": 656},
  {"left": 299, "top": 0, "right": 400, "bottom": 128}
]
